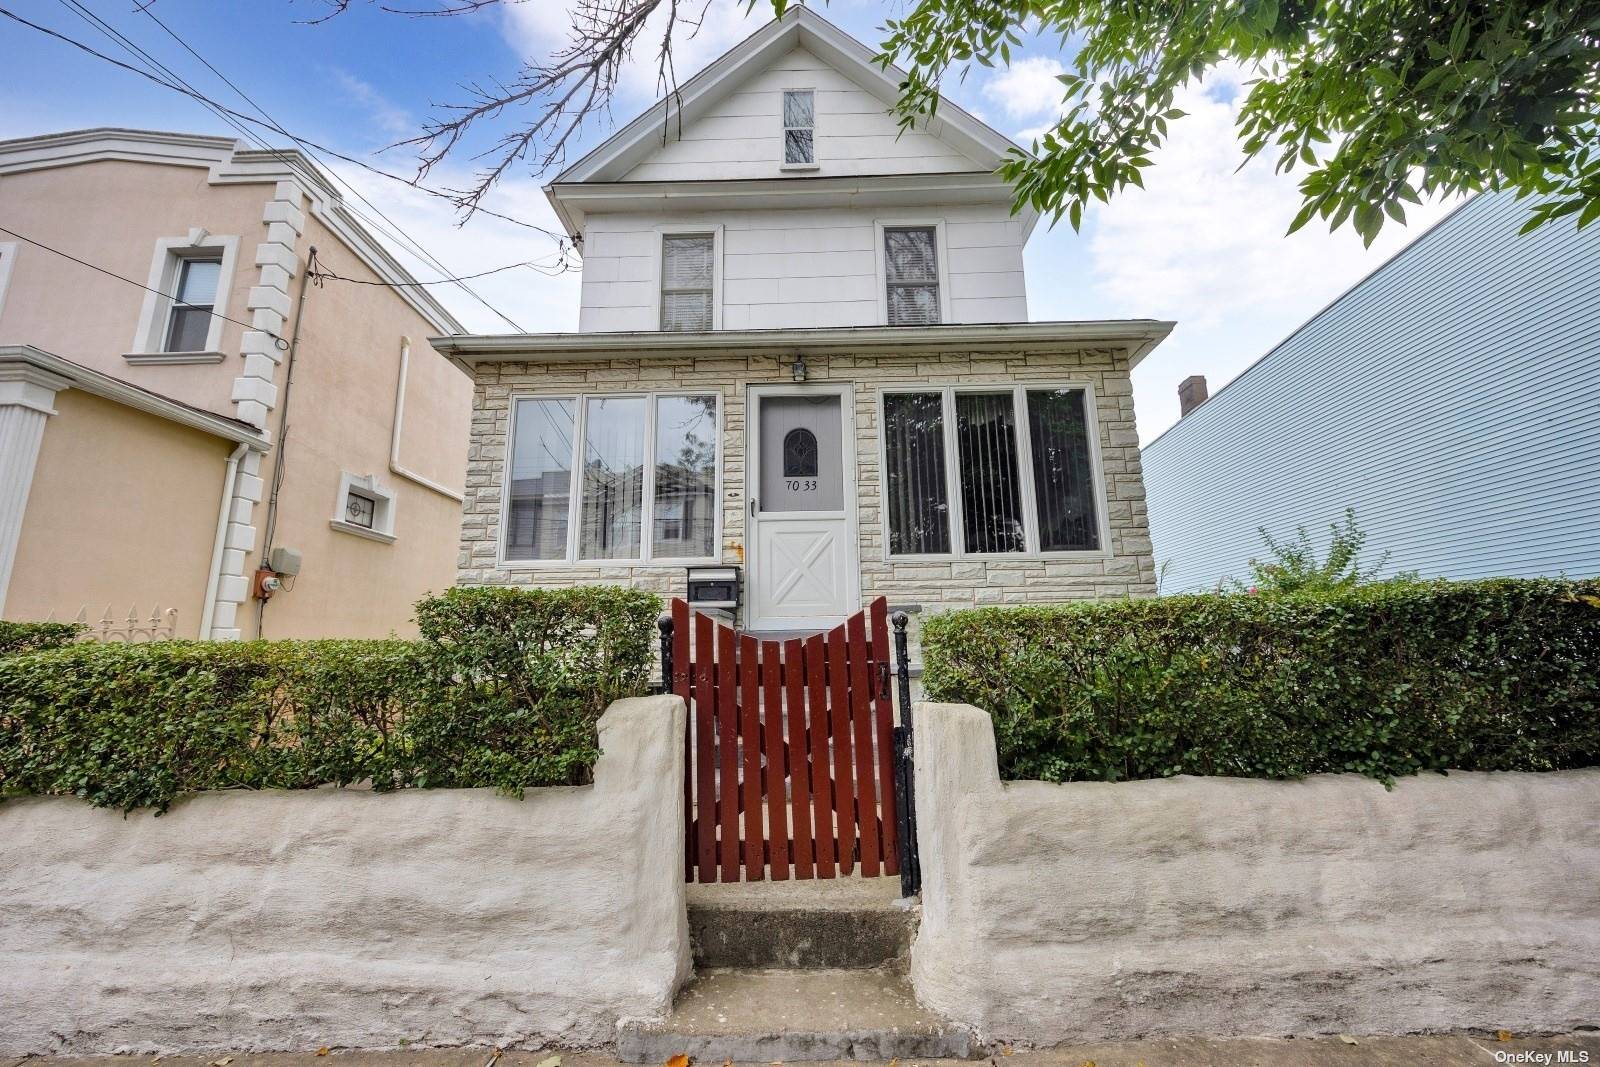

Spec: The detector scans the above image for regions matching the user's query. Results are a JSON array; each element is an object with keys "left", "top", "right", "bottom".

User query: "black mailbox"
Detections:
[{"left": 686, "top": 565, "right": 740, "bottom": 609}]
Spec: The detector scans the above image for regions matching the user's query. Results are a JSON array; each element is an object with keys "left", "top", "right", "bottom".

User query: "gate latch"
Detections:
[{"left": 878, "top": 662, "right": 890, "bottom": 701}]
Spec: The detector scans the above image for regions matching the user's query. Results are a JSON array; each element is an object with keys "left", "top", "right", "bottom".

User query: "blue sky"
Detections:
[{"left": 0, "top": 0, "right": 1457, "bottom": 441}]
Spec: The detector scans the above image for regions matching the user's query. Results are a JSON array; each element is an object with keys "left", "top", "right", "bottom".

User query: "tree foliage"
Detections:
[{"left": 879, "top": 0, "right": 1600, "bottom": 242}]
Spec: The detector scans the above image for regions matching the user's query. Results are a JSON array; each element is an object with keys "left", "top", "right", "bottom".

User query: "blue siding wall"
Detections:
[{"left": 1141, "top": 190, "right": 1600, "bottom": 592}]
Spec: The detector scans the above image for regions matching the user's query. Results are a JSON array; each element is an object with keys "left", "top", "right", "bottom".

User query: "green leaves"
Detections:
[
  {"left": 922, "top": 578, "right": 1600, "bottom": 786},
  {"left": 877, "top": 0, "right": 1600, "bottom": 241},
  {"left": 0, "top": 587, "right": 661, "bottom": 813}
]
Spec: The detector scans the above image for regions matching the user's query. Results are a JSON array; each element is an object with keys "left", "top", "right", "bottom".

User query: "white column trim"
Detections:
[{"left": 0, "top": 364, "right": 69, "bottom": 615}]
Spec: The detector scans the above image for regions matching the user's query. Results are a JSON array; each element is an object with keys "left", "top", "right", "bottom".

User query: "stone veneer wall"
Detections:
[{"left": 459, "top": 346, "right": 1156, "bottom": 635}]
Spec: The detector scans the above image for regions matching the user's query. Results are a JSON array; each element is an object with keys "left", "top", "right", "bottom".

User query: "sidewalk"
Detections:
[{"left": 8, "top": 1033, "right": 1599, "bottom": 1067}]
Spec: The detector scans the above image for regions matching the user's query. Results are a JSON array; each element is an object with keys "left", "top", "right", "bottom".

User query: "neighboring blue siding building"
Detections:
[{"left": 1142, "top": 190, "right": 1600, "bottom": 592}]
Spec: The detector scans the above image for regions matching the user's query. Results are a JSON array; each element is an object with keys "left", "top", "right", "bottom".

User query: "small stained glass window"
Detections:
[
  {"left": 345, "top": 491, "right": 376, "bottom": 529},
  {"left": 783, "top": 427, "right": 818, "bottom": 478}
]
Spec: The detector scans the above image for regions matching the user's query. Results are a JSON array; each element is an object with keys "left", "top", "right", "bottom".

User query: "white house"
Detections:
[{"left": 433, "top": 7, "right": 1172, "bottom": 635}]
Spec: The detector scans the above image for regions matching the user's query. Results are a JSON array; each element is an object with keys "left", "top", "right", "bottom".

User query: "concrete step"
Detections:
[
  {"left": 615, "top": 968, "right": 977, "bottom": 1063},
  {"left": 688, "top": 877, "right": 915, "bottom": 970}
]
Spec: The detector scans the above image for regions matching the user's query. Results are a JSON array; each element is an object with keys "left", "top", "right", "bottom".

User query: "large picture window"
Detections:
[
  {"left": 504, "top": 392, "right": 720, "bottom": 564},
  {"left": 879, "top": 385, "right": 1103, "bottom": 558}
]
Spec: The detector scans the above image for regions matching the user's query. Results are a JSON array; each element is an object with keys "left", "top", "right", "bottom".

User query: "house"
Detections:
[
  {"left": 1141, "top": 189, "right": 1600, "bottom": 592},
  {"left": 0, "top": 128, "right": 472, "bottom": 639},
  {"left": 433, "top": 8, "right": 1171, "bottom": 638}
]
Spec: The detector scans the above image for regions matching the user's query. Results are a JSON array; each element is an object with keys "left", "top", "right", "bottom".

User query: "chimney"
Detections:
[{"left": 1178, "top": 375, "right": 1209, "bottom": 417}]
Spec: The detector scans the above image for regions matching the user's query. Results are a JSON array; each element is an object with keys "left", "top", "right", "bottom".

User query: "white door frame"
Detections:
[{"left": 745, "top": 382, "right": 861, "bottom": 630}]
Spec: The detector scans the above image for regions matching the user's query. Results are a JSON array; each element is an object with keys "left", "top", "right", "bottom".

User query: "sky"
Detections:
[{"left": 0, "top": 0, "right": 1462, "bottom": 442}]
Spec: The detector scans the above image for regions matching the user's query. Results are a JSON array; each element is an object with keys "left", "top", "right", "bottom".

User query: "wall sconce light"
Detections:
[{"left": 791, "top": 355, "right": 808, "bottom": 382}]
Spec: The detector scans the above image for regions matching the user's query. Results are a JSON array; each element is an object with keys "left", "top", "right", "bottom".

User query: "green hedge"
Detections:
[
  {"left": 0, "top": 620, "right": 83, "bottom": 657},
  {"left": 0, "top": 585, "right": 659, "bottom": 811},
  {"left": 921, "top": 579, "right": 1600, "bottom": 784}
]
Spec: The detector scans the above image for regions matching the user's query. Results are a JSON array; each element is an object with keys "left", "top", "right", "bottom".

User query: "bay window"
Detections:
[
  {"left": 880, "top": 385, "right": 1103, "bottom": 558},
  {"left": 504, "top": 392, "right": 719, "bottom": 564}
]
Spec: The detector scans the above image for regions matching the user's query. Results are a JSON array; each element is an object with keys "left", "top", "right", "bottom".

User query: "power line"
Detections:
[
  {"left": 309, "top": 255, "right": 572, "bottom": 289},
  {"left": 44, "top": 0, "right": 530, "bottom": 331},
  {"left": 0, "top": 222, "right": 288, "bottom": 347}
]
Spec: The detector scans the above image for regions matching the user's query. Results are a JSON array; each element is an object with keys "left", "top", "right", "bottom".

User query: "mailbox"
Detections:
[{"left": 686, "top": 565, "right": 740, "bottom": 609}]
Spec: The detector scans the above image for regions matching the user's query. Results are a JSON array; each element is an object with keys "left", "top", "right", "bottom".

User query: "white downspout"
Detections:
[
  {"left": 199, "top": 442, "right": 249, "bottom": 640},
  {"left": 390, "top": 336, "right": 464, "bottom": 503}
]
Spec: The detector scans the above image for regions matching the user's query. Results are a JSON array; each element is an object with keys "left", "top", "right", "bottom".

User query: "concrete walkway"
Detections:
[{"left": 9, "top": 1033, "right": 1599, "bottom": 1067}]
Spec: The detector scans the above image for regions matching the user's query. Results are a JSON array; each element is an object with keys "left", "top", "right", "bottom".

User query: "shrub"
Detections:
[
  {"left": 0, "top": 621, "right": 83, "bottom": 657},
  {"left": 921, "top": 578, "right": 1600, "bottom": 784},
  {"left": 0, "top": 585, "right": 660, "bottom": 811}
]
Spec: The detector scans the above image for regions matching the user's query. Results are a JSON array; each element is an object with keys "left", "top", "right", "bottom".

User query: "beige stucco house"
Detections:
[
  {"left": 436, "top": 9, "right": 1170, "bottom": 644},
  {"left": 0, "top": 128, "right": 472, "bottom": 639}
]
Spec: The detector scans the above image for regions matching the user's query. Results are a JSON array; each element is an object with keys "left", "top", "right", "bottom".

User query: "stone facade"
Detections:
[{"left": 459, "top": 342, "right": 1156, "bottom": 638}]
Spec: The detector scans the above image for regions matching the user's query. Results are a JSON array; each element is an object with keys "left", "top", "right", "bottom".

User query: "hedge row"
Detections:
[
  {"left": 0, "top": 585, "right": 659, "bottom": 812},
  {"left": 921, "top": 578, "right": 1600, "bottom": 784},
  {"left": 0, "top": 620, "right": 82, "bottom": 657}
]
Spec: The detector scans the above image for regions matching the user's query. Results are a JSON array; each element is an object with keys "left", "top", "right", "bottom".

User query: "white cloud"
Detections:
[
  {"left": 980, "top": 55, "right": 1066, "bottom": 121},
  {"left": 328, "top": 69, "right": 412, "bottom": 137}
]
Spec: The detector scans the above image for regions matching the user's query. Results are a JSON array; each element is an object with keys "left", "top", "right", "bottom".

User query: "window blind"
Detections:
[
  {"left": 883, "top": 391, "right": 952, "bottom": 554},
  {"left": 884, "top": 227, "right": 940, "bottom": 326},
  {"left": 661, "top": 234, "right": 714, "bottom": 331},
  {"left": 1027, "top": 389, "right": 1100, "bottom": 551},
  {"left": 955, "top": 392, "right": 1026, "bottom": 553}
]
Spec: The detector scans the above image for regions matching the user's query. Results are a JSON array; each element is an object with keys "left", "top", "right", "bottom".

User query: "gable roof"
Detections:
[{"left": 552, "top": 6, "right": 1023, "bottom": 186}]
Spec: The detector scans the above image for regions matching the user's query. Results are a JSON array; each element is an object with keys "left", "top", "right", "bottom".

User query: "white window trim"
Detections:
[
  {"left": 874, "top": 219, "right": 952, "bottom": 327},
  {"left": 875, "top": 381, "right": 1113, "bottom": 562},
  {"left": 0, "top": 241, "right": 17, "bottom": 319},
  {"left": 128, "top": 228, "right": 240, "bottom": 363},
  {"left": 780, "top": 86, "right": 820, "bottom": 172},
  {"left": 498, "top": 389, "right": 725, "bottom": 569},
  {"left": 330, "top": 471, "right": 398, "bottom": 544},
  {"left": 651, "top": 225, "right": 724, "bottom": 332}
]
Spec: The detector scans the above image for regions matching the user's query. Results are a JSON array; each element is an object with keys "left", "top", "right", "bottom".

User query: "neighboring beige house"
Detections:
[
  {"left": 0, "top": 128, "right": 472, "bottom": 639},
  {"left": 436, "top": 9, "right": 1170, "bottom": 643}
]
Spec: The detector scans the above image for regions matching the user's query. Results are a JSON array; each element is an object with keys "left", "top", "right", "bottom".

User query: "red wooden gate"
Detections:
[{"left": 667, "top": 597, "right": 900, "bottom": 883}]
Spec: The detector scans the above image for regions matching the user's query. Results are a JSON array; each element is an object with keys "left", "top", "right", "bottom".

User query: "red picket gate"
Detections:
[{"left": 666, "top": 597, "right": 901, "bottom": 883}]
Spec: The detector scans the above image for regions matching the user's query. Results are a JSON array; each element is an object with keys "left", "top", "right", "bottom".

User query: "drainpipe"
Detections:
[
  {"left": 390, "top": 336, "right": 464, "bottom": 502},
  {"left": 199, "top": 442, "right": 250, "bottom": 640}
]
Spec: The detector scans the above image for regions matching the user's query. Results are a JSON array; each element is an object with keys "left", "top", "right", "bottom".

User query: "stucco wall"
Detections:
[
  {"left": 6, "top": 388, "right": 231, "bottom": 635},
  {"left": 458, "top": 345, "right": 1155, "bottom": 640},
  {"left": 911, "top": 702, "right": 1600, "bottom": 1044},
  {"left": 0, "top": 696, "right": 691, "bottom": 1055}
]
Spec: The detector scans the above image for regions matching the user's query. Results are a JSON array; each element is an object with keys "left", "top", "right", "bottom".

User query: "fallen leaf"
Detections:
[
  {"left": 316, "top": 1049, "right": 330, "bottom": 1058},
  {"left": 666, "top": 1055, "right": 690, "bottom": 1067},
  {"left": 1338, "top": 1035, "right": 1358, "bottom": 1045},
  {"left": 535, "top": 1057, "right": 561, "bottom": 1067},
  {"left": 1498, "top": 1031, "right": 1515, "bottom": 1042}
]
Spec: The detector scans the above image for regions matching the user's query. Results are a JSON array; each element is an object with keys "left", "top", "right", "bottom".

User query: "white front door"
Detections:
[{"left": 746, "top": 384, "right": 859, "bottom": 630}]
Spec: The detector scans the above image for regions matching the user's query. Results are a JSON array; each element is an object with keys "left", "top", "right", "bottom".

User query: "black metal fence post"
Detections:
[
  {"left": 891, "top": 611, "right": 921, "bottom": 897},
  {"left": 657, "top": 614, "right": 675, "bottom": 695}
]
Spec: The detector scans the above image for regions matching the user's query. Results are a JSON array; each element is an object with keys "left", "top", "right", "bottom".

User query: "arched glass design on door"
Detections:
[{"left": 783, "top": 427, "right": 819, "bottom": 478}]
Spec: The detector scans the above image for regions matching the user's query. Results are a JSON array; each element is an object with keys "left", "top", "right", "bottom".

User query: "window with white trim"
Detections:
[
  {"left": 504, "top": 392, "right": 720, "bottom": 564},
  {"left": 660, "top": 234, "right": 715, "bottom": 332},
  {"left": 884, "top": 226, "right": 941, "bottom": 326},
  {"left": 129, "top": 231, "right": 238, "bottom": 360},
  {"left": 164, "top": 256, "right": 222, "bottom": 353},
  {"left": 783, "top": 89, "right": 815, "bottom": 165},
  {"left": 881, "top": 385, "right": 1102, "bottom": 557},
  {"left": 331, "top": 472, "right": 397, "bottom": 543}
]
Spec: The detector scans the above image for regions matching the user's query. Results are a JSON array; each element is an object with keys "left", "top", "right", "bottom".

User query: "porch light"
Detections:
[{"left": 791, "top": 355, "right": 807, "bottom": 382}]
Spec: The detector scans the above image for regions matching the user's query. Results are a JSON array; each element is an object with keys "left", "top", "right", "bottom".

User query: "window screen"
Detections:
[
  {"left": 783, "top": 89, "right": 815, "bottom": 165},
  {"left": 652, "top": 394, "right": 718, "bottom": 559},
  {"left": 883, "top": 391, "right": 952, "bottom": 555},
  {"left": 884, "top": 227, "right": 940, "bottom": 326},
  {"left": 661, "top": 234, "right": 714, "bottom": 331},
  {"left": 1027, "top": 388, "right": 1100, "bottom": 550},
  {"left": 578, "top": 396, "right": 647, "bottom": 559},
  {"left": 164, "top": 257, "right": 221, "bottom": 352},
  {"left": 505, "top": 397, "right": 575, "bottom": 561}
]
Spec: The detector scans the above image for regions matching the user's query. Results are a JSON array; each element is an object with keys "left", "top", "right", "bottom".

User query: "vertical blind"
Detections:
[
  {"left": 955, "top": 392, "right": 1026, "bottom": 553},
  {"left": 661, "top": 234, "right": 715, "bottom": 332},
  {"left": 652, "top": 394, "right": 718, "bottom": 558},
  {"left": 505, "top": 397, "right": 576, "bottom": 561},
  {"left": 884, "top": 227, "right": 940, "bottom": 326},
  {"left": 579, "top": 396, "right": 647, "bottom": 559},
  {"left": 883, "top": 391, "right": 952, "bottom": 554},
  {"left": 1027, "top": 389, "right": 1100, "bottom": 551}
]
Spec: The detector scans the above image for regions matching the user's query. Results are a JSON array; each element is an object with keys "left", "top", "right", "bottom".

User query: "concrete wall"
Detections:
[
  {"left": 6, "top": 388, "right": 231, "bottom": 636},
  {"left": 459, "top": 344, "right": 1155, "bottom": 644},
  {"left": 911, "top": 702, "right": 1600, "bottom": 1045},
  {"left": 0, "top": 696, "right": 691, "bottom": 1055}
]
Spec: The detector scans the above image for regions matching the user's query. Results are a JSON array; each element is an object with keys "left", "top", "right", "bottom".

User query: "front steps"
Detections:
[{"left": 617, "top": 878, "right": 976, "bottom": 1063}]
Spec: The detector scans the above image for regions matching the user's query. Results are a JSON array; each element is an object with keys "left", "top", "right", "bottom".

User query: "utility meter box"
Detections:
[
  {"left": 267, "top": 546, "right": 303, "bottom": 577},
  {"left": 686, "top": 566, "right": 740, "bottom": 610}
]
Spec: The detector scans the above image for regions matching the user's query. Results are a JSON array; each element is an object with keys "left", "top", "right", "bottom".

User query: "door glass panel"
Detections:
[
  {"left": 505, "top": 397, "right": 575, "bottom": 561},
  {"left": 1027, "top": 388, "right": 1100, "bottom": 551},
  {"left": 653, "top": 394, "right": 718, "bottom": 559},
  {"left": 883, "top": 391, "right": 951, "bottom": 555},
  {"left": 955, "top": 392, "right": 1026, "bottom": 553},
  {"left": 578, "top": 396, "right": 646, "bottom": 559},
  {"left": 759, "top": 394, "right": 843, "bottom": 512}
]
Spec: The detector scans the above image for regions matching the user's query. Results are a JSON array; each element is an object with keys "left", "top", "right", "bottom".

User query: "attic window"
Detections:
[{"left": 783, "top": 89, "right": 815, "bottom": 166}]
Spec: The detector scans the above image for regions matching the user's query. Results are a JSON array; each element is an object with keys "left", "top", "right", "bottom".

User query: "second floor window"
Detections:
[
  {"left": 783, "top": 89, "right": 815, "bottom": 165},
  {"left": 885, "top": 227, "right": 941, "bottom": 326},
  {"left": 661, "top": 234, "right": 715, "bottom": 332},
  {"left": 164, "top": 257, "right": 222, "bottom": 352}
]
